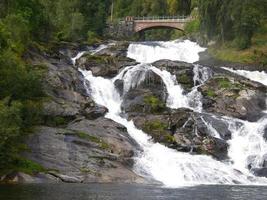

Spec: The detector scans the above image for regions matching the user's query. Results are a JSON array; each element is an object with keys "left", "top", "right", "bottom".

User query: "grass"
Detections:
[
  {"left": 206, "top": 89, "right": 216, "bottom": 97},
  {"left": 218, "top": 78, "right": 231, "bottom": 89},
  {"left": 208, "top": 21, "right": 267, "bottom": 66},
  {"left": 85, "top": 54, "right": 115, "bottom": 65},
  {"left": 76, "top": 131, "right": 109, "bottom": 150},
  {"left": 0, "top": 157, "right": 46, "bottom": 177},
  {"left": 144, "top": 95, "right": 165, "bottom": 113},
  {"left": 143, "top": 120, "right": 176, "bottom": 144},
  {"left": 43, "top": 116, "right": 72, "bottom": 127}
]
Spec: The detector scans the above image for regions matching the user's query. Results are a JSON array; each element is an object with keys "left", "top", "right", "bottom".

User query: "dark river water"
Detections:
[{"left": 0, "top": 183, "right": 267, "bottom": 200}]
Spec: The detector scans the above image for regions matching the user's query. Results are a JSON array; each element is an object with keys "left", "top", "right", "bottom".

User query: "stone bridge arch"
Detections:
[
  {"left": 107, "top": 16, "right": 192, "bottom": 38},
  {"left": 134, "top": 21, "right": 186, "bottom": 33}
]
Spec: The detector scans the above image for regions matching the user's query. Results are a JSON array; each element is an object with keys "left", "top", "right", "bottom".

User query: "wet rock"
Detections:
[
  {"left": 251, "top": 168, "right": 267, "bottom": 178},
  {"left": 82, "top": 101, "right": 108, "bottom": 120},
  {"left": 129, "top": 109, "right": 229, "bottom": 160},
  {"left": 95, "top": 41, "right": 130, "bottom": 57},
  {"left": 152, "top": 60, "right": 195, "bottom": 90},
  {"left": 76, "top": 54, "right": 138, "bottom": 78},
  {"left": 114, "top": 79, "right": 124, "bottom": 96},
  {"left": 200, "top": 114, "right": 232, "bottom": 140},
  {"left": 263, "top": 127, "right": 267, "bottom": 141},
  {"left": 0, "top": 172, "right": 59, "bottom": 184},
  {"left": 121, "top": 69, "right": 167, "bottom": 113},
  {"left": 200, "top": 75, "right": 267, "bottom": 122}
]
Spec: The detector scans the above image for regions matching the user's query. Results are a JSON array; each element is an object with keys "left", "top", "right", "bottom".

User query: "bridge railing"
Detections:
[
  {"left": 133, "top": 16, "right": 188, "bottom": 21},
  {"left": 115, "top": 16, "right": 192, "bottom": 23}
]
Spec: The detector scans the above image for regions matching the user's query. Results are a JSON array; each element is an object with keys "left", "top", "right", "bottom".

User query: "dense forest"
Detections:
[{"left": 0, "top": 0, "right": 266, "bottom": 174}]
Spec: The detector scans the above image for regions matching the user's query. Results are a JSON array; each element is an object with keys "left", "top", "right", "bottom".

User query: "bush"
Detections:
[
  {"left": 234, "top": 35, "right": 251, "bottom": 50},
  {"left": 185, "top": 19, "right": 200, "bottom": 34},
  {"left": 144, "top": 95, "right": 165, "bottom": 113},
  {"left": 87, "top": 31, "right": 101, "bottom": 45}
]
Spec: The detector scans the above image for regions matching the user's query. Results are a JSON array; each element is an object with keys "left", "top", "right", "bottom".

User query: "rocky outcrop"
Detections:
[
  {"left": 23, "top": 118, "right": 143, "bottom": 184},
  {"left": 129, "top": 109, "right": 229, "bottom": 160},
  {"left": 9, "top": 43, "right": 145, "bottom": 184},
  {"left": 152, "top": 60, "right": 195, "bottom": 90},
  {"left": 76, "top": 42, "right": 138, "bottom": 78},
  {"left": 95, "top": 41, "right": 130, "bottom": 58},
  {"left": 199, "top": 75, "right": 266, "bottom": 122},
  {"left": 121, "top": 70, "right": 167, "bottom": 113},
  {"left": 76, "top": 54, "right": 137, "bottom": 78}
]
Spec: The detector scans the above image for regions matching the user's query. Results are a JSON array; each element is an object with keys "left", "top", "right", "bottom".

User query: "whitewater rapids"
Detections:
[{"left": 76, "top": 40, "right": 267, "bottom": 187}]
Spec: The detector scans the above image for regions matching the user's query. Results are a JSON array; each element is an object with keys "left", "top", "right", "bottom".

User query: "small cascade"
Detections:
[
  {"left": 71, "top": 44, "right": 108, "bottom": 65},
  {"left": 193, "top": 64, "right": 213, "bottom": 86},
  {"left": 223, "top": 117, "right": 267, "bottom": 174},
  {"left": 76, "top": 40, "right": 267, "bottom": 187},
  {"left": 127, "top": 40, "right": 206, "bottom": 63},
  {"left": 72, "top": 51, "right": 86, "bottom": 65},
  {"left": 114, "top": 64, "right": 150, "bottom": 93},
  {"left": 222, "top": 67, "right": 267, "bottom": 86},
  {"left": 200, "top": 116, "right": 222, "bottom": 139},
  {"left": 187, "top": 64, "right": 213, "bottom": 112},
  {"left": 150, "top": 66, "right": 190, "bottom": 109}
]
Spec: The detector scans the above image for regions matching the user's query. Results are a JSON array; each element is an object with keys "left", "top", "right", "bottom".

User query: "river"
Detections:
[
  {"left": 1, "top": 39, "right": 267, "bottom": 199},
  {"left": 0, "top": 183, "right": 267, "bottom": 200}
]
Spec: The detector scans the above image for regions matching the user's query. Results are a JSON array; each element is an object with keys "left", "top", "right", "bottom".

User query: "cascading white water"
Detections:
[
  {"left": 127, "top": 40, "right": 206, "bottom": 63},
  {"left": 222, "top": 67, "right": 267, "bottom": 86},
  {"left": 71, "top": 44, "right": 108, "bottom": 65},
  {"left": 79, "top": 67, "right": 262, "bottom": 187},
  {"left": 219, "top": 67, "right": 267, "bottom": 176},
  {"left": 227, "top": 117, "right": 267, "bottom": 173},
  {"left": 186, "top": 64, "right": 213, "bottom": 112},
  {"left": 77, "top": 40, "right": 267, "bottom": 187}
]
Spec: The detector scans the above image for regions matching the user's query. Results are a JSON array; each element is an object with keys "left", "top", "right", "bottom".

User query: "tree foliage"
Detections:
[{"left": 198, "top": 0, "right": 266, "bottom": 49}]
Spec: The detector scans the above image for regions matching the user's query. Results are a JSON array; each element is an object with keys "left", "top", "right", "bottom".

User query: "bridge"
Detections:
[
  {"left": 107, "top": 16, "right": 192, "bottom": 38},
  {"left": 126, "top": 16, "right": 191, "bottom": 32}
]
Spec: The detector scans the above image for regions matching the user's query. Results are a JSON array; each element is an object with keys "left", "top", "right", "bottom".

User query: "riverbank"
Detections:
[{"left": 200, "top": 23, "right": 267, "bottom": 71}]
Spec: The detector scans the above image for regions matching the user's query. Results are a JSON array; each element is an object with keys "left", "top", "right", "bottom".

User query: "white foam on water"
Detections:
[
  {"left": 127, "top": 40, "right": 206, "bottom": 64},
  {"left": 222, "top": 67, "right": 267, "bottom": 86},
  {"left": 76, "top": 40, "right": 267, "bottom": 187}
]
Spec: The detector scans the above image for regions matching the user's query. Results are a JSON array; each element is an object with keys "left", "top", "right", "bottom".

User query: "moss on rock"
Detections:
[
  {"left": 143, "top": 95, "right": 166, "bottom": 113},
  {"left": 143, "top": 120, "right": 175, "bottom": 145}
]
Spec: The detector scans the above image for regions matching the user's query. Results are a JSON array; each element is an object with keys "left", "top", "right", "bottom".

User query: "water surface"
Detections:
[{"left": 0, "top": 183, "right": 267, "bottom": 200}]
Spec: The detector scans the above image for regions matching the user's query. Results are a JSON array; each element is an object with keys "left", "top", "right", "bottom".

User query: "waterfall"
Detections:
[
  {"left": 227, "top": 117, "right": 267, "bottom": 173},
  {"left": 127, "top": 40, "right": 206, "bottom": 63},
  {"left": 76, "top": 40, "right": 267, "bottom": 187}
]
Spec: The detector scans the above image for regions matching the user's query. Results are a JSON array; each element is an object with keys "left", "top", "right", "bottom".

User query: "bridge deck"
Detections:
[
  {"left": 134, "top": 18, "right": 191, "bottom": 23},
  {"left": 120, "top": 16, "right": 192, "bottom": 22}
]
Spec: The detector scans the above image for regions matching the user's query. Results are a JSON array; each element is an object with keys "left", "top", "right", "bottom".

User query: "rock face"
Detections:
[
  {"left": 24, "top": 119, "right": 143, "bottom": 183},
  {"left": 11, "top": 43, "right": 145, "bottom": 184},
  {"left": 200, "top": 75, "right": 266, "bottom": 122}
]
